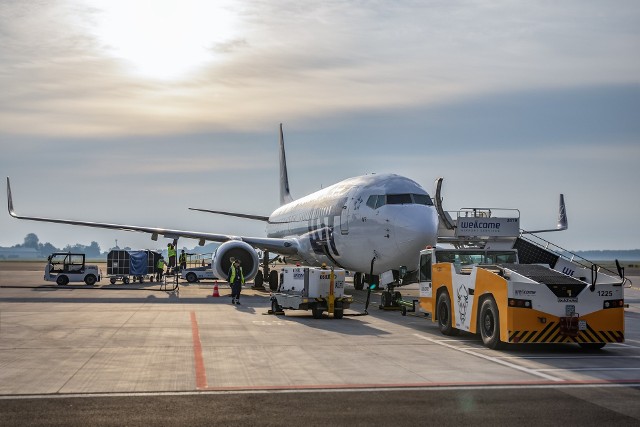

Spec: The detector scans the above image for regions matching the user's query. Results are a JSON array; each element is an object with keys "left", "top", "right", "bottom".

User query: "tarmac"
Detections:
[{"left": 1, "top": 264, "right": 639, "bottom": 425}]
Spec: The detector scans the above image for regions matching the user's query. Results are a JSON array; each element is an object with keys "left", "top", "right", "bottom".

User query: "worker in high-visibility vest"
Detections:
[
  {"left": 179, "top": 250, "right": 187, "bottom": 271},
  {"left": 167, "top": 243, "right": 177, "bottom": 270},
  {"left": 156, "top": 257, "right": 166, "bottom": 281},
  {"left": 228, "top": 259, "right": 245, "bottom": 305}
]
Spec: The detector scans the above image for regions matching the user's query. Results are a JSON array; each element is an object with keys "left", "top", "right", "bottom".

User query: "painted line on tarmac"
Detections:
[
  {"left": 496, "top": 355, "right": 640, "bottom": 360},
  {"left": 413, "top": 334, "right": 563, "bottom": 382},
  {"left": 190, "top": 311, "right": 208, "bottom": 390},
  {"left": 536, "top": 367, "right": 640, "bottom": 372},
  {"left": 3, "top": 380, "right": 640, "bottom": 400}
]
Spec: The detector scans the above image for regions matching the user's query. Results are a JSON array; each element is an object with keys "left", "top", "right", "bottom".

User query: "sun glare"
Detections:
[{"left": 86, "top": 0, "right": 240, "bottom": 80}]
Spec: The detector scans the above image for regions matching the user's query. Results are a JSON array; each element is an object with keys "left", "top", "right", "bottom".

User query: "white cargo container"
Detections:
[
  {"left": 271, "top": 267, "right": 352, "bottom": 319},
  {"left": 280, "top": 267, "right": 346, "bottom": 298}
]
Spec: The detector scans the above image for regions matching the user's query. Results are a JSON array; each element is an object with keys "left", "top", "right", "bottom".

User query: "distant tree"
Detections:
[
  {"left": 22, "top": 233, "right": 40, "bottom": 249},
  {"left": 39, "top": 242, "right": 59, "bottom": 256},
  {"left": 85, "top": 241, "right": 101, "bottom": 257}
]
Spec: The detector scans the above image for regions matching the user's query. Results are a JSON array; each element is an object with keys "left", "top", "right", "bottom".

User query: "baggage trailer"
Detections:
[
  {"left": 44, "top": 252, "right": 101, "bottom": 286},
  {"left": 413, "top": 247, "right": 626, "bottom": 349},
  {"left": 271, "top": 267, "right": 353, "bottom": 319},
  {"left": 106, "top": 250, "right": 161, "bottom": 284}
]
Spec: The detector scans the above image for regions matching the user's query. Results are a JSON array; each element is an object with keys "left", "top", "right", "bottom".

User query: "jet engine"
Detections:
[{"left": 212, "top": 240, "right": 259, "bottom": 282}]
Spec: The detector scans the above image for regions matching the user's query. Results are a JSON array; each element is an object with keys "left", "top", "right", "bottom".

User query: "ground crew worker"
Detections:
[
  {"left": 156, "top": 256, "right": 166, "bottom": 281},
  {"left": 228, "top": 259, "right": 244, "bottom": 305},
  {"left": 167, "top": 243, "right": 177, "bottom": 270},
  {"left": 179, "top": 250, "right": 187, "bottom": 270}
]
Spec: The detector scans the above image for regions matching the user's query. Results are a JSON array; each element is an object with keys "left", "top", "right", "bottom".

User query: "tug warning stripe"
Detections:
[{"left": 509, "top": 322, "right": 624, "bottom": 344}]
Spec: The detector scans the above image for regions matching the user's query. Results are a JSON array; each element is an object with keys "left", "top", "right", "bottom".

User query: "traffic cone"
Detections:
[{"left": 212, "top": 282, "right": 220, "bottom": 297}]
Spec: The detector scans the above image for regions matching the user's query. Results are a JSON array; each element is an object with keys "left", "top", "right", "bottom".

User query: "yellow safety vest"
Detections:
[
  {"left": 179, "top": 253, "right": 187, "bottom": 263},
  {"left": 157, "top": 259, "right": 165, "bottom": 269},
  {"left": 168, "top": 247, "right": 177, "bottom": 257},
  {"left": 229, "top": 266, "right": 244, "bottom": 284}
]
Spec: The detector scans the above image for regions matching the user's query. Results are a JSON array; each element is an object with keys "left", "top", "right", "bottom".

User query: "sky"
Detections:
[{"left": 0, "top": 0, "right": 639, "bottom": 253}]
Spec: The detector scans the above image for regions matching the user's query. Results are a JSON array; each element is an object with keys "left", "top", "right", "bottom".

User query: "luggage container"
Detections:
[
  {"left": 106, "top": 250, "right": 161, "bottom": 284},
  {"left": 270, "top": 267, "right": 353, "bottom": 319}
]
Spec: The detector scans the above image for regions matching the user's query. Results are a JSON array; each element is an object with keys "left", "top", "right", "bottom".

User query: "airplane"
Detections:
[{"left": 6, "top": 124, "right": 439, "bottom": 291}]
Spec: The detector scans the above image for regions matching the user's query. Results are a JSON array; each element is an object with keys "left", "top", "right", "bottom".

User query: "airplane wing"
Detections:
[{"left": 6, "top": 178, "right": 299, "bottom": 255}]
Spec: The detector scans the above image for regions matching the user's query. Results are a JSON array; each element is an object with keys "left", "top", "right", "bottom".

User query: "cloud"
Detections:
[{"left": 1, "top": 1, "right": 639, "bottom": 137}]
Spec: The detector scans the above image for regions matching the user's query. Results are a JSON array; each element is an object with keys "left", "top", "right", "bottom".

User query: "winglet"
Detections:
[
  {"left": 522, "top": 193, "right": 568, "bottom": 234},
  {"left": 279, "top": 123, "right": 293, "bottom": 206},
  {"left": 557, "top": 194, "right": 568, "bottom": 231},
  {"left": 6, "top": 177, "right": 16, "bottom": 217}
]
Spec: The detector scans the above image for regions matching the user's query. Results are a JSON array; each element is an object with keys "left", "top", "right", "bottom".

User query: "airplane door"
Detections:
[
  {"left": 340, "top": 187, "right": 359, "bottom": 235},
  {"left": 340, "top": 204, "right": 349, "bottom": 234}
]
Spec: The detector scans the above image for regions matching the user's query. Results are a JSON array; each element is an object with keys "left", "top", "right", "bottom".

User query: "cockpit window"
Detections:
[
  {"left": 412, "top": 194, "right": 433, "bottom": 206},
  {"left": 387, "top": 194, "right": 413, "bottom": 204},
  {"left": 366, "top": 193, "right": 433, "bottom": 209}
]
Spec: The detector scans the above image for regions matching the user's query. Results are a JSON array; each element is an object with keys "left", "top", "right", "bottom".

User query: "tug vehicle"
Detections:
[
  {"left": 414, "top": 247, "right": 625, "bottom": 349},
  {"left": 44, "top": 252, "right": 101, "bottom": 286}
]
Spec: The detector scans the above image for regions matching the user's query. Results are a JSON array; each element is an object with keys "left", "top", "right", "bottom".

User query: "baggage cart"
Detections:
[{"left": 107, "top": 250, "right": 161, "bottom": 284}]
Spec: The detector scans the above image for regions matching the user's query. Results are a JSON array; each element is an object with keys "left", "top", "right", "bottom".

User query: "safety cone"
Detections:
[{"left": 212, "top": 282, "right": 220, "bottom": 297}]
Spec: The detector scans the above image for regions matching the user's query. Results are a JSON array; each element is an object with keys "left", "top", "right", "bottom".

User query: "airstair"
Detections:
[{"left": 435, "top": 206, "right": 630, "bottom": 287}]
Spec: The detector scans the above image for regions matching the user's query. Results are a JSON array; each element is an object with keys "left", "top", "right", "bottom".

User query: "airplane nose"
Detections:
[{"left": 394, "top": 206, "right": 438, "bottom": 254}]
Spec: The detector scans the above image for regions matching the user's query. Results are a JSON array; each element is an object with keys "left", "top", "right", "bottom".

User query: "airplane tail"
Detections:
[{"left": 279, "top": 123, "right": 293, "bottom": 206}]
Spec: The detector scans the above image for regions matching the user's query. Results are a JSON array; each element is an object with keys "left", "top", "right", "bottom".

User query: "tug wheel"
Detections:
[
  {"left": 437, "top": 291, "right": 459, "bottom": 336},
  {"left": 479, "top": 297, "right": 504, "bottom": 349}
]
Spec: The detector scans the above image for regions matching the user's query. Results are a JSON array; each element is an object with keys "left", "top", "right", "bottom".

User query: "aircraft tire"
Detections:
[
  {"left": 353, "top": 272, "right": 364, "bottom": 290},
  {"left": 268, "top": 270, "right": 278, "bottom": 291},
  {"left": 254, "top": 271, "right": 264, "bottom": 288}
]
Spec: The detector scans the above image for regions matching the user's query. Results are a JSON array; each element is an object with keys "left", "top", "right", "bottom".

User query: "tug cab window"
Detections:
[{"left": 419, "top": 253, "right": 432, "bottom": 281}]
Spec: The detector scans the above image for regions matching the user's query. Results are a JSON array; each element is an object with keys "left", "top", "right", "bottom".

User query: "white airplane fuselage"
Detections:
[{"left": 267, "top": 173, "right": 438, "bottom": 275}]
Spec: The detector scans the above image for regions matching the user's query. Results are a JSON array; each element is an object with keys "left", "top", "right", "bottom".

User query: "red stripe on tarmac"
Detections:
[{"left": 190, "top": 311, "right": 208, "bottom": 390}]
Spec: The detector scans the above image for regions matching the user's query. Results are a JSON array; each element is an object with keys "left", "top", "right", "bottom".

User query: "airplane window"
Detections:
[
  {"left": 366, "top": 195, "right": 377, "bottom": 209},
  {"left": 375, "top": 195, "right": 385, "bottom": 209},
  {"left": 387, "top": 194, "right": 412, "bottom": 204}
]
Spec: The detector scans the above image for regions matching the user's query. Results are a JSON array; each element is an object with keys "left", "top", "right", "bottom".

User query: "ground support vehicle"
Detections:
[
  {"left": 44, "top": 252, "right": 101, "bottom": 286},
  {"left": 270, "top": 267, "right": 353, "bottom": 319},
  {"left": 106, "top": 250, "right": 161, "bottom": 284},
  {"left": 415, "top": 247, "right": 625, "bottom": 349},
  {"left": 180, "top": 253, "right": 217, "bottom": 283}
]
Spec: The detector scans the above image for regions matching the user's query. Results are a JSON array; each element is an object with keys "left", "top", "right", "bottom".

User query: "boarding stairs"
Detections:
[{"left": 435, "top": 207, "right": 630, "bottom": 287}]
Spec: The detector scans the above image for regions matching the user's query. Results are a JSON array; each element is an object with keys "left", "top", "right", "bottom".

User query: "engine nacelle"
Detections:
[{"left": 212, "top": 240, "right": 260, "bottom": 282}]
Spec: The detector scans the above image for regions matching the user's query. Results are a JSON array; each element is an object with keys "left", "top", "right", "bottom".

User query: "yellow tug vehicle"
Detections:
[{"left": 417, "top": 248, "right": 625, "bottom": 349}]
